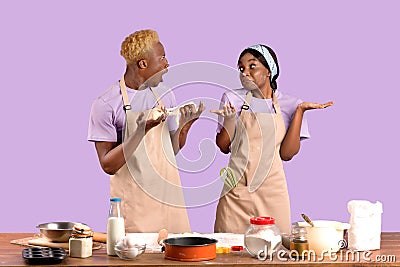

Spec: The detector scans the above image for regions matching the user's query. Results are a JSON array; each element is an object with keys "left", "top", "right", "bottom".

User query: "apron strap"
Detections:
[
  {"left": 272, "top": 92, "right": 282, "bottom": 115},
  {"left": 240, "top": 92, "right": 253, "bottom": 118},
  {"left": 241, "top": 91, "right": 282, "bottom": 115},
  {"left": 149, "top": 87, "right": 165, "bottom": 107},
  {"left": 119, "top": 76, "right": 132, "bottom": 112},
  {"left": 120, "top": 76, "right": 165, "bottom": 111}
]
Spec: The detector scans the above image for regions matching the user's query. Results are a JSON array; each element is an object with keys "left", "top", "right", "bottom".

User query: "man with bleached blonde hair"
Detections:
[
  {"left": 88, "top": 29, "right": 204, "bottom": 232},
  {"left": 121, "top": 29, "right": 158, "bottom": 65}
]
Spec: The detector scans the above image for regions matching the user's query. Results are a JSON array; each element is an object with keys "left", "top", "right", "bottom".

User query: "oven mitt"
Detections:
[{"left": 220, "top": 167, "right": 237, "bottom": 189}]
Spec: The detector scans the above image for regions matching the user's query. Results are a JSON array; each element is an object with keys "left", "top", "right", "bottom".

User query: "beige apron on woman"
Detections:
[
  {"left": 214, "top": 92, "right": 291, "bottom": 234},
  {"left": 110, "top": 77, "right": 191, "bottom": 233}
]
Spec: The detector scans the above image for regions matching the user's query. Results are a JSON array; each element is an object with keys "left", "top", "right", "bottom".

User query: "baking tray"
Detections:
[{"left": 22, "top": 247, "right": 67, "bottom": 265}]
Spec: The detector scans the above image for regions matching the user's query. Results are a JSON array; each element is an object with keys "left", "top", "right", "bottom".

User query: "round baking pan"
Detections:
[{"left": 162, "top": 236, "right": 218, "bottom": 261}]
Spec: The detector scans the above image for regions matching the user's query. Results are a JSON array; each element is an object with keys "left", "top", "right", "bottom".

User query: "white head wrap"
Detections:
[{"left": 247, "top": 44, "right": 277, "bottom": 82}]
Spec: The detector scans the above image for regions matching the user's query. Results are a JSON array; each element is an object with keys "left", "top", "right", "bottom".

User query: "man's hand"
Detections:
[
  {"left": 144, "top": 107, "right": 167, "bottom": 133},
  {"left": 170, "top": 101, "right": 206, "bottom": 154},
  {"left": 178, "top": 101, "right": 205, "bottom": 129}
]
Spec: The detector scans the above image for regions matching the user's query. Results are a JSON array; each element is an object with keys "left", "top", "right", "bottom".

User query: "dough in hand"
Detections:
[
  {"left": 166, "top": 102, "right": 197, "bottom": 125},
  {"left": 166, "top": 102, "right": 197, "bottom": 116},
  {"left": 149, "top": 109, "right": 164, "bottom": 120}
]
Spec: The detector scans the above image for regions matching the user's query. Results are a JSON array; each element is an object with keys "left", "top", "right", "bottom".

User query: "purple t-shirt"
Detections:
[
  {"left": 216, "top": 88, "right": 310, "bottom": 139},
  {"left": 88, "top": 82, "right": 178, "bottom": 144}
]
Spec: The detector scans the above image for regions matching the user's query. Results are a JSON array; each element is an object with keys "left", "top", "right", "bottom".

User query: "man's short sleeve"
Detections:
[{"left": 87, "top": 98, "right": 118, "bottom": 142}]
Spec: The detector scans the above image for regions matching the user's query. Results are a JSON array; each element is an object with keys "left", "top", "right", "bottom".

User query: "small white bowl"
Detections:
[{"left": 114, "top": 244, "right": 146, "bottom": 260}]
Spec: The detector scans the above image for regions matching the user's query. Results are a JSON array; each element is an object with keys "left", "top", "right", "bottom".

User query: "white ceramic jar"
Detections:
[{"left": 69, "top": 223, "right": 93, "bottom": 258}]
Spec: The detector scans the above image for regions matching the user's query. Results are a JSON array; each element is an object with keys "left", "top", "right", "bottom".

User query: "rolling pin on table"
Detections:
[{"left": 93, "top": 232, "right": 107, "bottom": 243}]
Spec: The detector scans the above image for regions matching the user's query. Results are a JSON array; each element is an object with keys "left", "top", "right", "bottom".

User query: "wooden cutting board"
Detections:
[
  {"left": 28, "top": 238, "right": 69, "bottom": 249},
  {"left": 27, "top": 237, "right": 102, "bottom": 250}
]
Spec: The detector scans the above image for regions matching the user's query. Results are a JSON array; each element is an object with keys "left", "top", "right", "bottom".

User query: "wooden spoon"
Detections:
[{"left": 301, "top": 213, "right": 314, "bottom": 227}]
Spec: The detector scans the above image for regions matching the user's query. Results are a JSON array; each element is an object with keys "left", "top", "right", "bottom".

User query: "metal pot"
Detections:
[{"left": 162, "top": 237, "right": 218, "bottom": 261}]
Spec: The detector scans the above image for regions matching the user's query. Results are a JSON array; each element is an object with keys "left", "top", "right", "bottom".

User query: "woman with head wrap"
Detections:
[{"left": 212, "top": 44, "right": 333, "bottom": 234}]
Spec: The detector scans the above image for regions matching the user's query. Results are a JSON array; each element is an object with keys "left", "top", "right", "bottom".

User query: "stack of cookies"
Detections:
[
  {"left": 69, "top": 223, "right": 93, "bottom": 258},
  {"left": 71, "top": 223, "right": 93, "bottom": 238}
]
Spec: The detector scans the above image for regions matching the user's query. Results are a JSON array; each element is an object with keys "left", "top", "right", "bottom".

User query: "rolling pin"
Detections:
[
  {"left": 93, "top": 232, "right": 107, "bottom": 243},
  {"left": 157, "top": 228, "right": 168, "bottom": 245}
]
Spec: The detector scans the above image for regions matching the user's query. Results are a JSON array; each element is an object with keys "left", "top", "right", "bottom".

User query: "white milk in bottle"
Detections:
[{"left": 107, "top": 198, "right": 125, "bottom": 255}]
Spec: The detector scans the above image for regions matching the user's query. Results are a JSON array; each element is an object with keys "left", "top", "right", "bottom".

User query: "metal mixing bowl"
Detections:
[{"left": 36, "top": 222, "right": 78, "bottom": 242}]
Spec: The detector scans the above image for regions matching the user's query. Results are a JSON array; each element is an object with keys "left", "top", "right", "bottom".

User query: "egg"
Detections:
[
  {"left": 123, "top": 235, "right": 137, "bottom": 248},
  {"left": 115, "top": 239, "right": 124, "bottom": 250},
  {"left": 125, "top": 247, "right": 139, "bottom": 258},
  {"left": 135, "top": 240, "right": 146, "bottom": 246}
]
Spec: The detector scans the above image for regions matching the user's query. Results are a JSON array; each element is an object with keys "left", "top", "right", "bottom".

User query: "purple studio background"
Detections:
[{"left": 0, "top": 1, "right": 399, "bottom": 233}]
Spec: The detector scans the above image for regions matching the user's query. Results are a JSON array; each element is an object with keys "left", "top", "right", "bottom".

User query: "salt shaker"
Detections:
[
  {"left": 107, "top": 197, "right": 125, "bottom": 256},
  {"left": 244, "top": 216, "right": 282, "bottom": 257},
  {"left": 290, "top": 225, "right": 309, "bottom": 257}
]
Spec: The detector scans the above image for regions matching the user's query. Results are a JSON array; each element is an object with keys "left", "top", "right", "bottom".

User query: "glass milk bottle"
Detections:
[{"left": 107, "top": 197, "right": 125, "bottom": 256}]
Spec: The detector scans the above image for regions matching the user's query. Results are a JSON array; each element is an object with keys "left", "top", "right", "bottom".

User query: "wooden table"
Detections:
[{"left": 1, "top": 233, "right": 399, "bottom": 266}]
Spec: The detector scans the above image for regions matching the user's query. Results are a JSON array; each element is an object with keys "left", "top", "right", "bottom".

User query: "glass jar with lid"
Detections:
[
  {"left": 290, "top": 225, "right": 309, "bottom": 257},
  {"left": 244, "top": 216, "right": 282, "bottom": 257}
]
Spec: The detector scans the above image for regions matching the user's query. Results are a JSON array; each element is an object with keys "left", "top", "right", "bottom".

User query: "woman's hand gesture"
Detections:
[
  {"left": 298, "top": 101, "right": 334, "bottom": 112},
  {"left": 210, "top": 103, "right": 237, "bottom": 119}
]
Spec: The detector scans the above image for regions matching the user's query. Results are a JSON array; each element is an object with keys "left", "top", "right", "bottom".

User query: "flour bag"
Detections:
[{"left": 347, "top": 200, "right": 383, "bottom": 251}]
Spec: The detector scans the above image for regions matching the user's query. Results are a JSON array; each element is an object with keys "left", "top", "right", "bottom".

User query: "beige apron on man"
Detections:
[
  {"left": 214, "top": 92, "right": 291, "bottom": 234},
  {"left": 110, "top": 77, "right": 191, "bottom": 233}
]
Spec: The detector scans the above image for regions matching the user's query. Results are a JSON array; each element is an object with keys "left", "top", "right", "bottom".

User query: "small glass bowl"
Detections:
[{"left": 114, "top": 244, "right": 146, "bottom": 260}]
